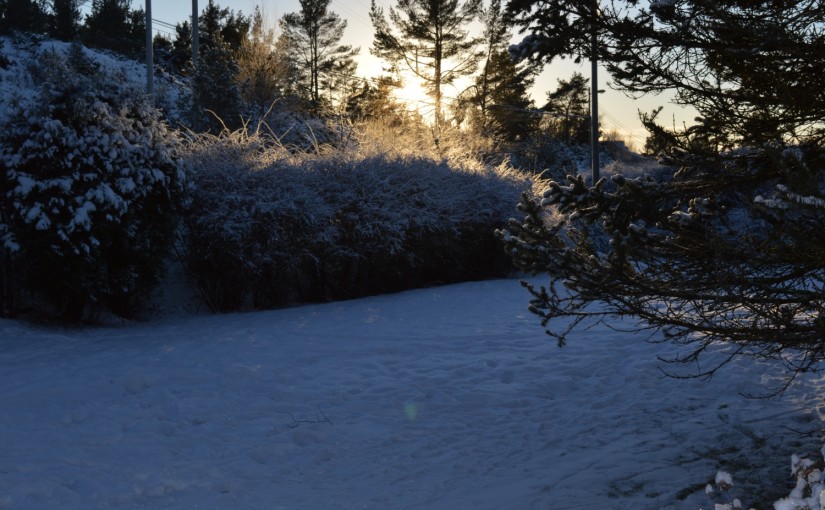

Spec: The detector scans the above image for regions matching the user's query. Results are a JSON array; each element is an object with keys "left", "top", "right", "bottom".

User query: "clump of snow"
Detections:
[{"left": 716, "top": 470, "right": 734, "bottom": 490}]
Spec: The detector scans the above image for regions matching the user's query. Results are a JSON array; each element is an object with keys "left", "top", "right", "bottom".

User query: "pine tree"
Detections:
[
  {"left": 190, "top": 0, "right": 248, "bottom": 132},
  {"left": 370, "top": 0, "right": 482, "bottom": 131},
  {"left": 171, "top": 20, "right": 192, "bottom": 73},
  {"left": 500, "top": 0, "right": 825, "bottom": 385},
  {"left": 49, "top": 0, "right": 80, "bottom": 41},
  {"left": 192, "top": 44, "right": 244, "bottom": 132},
  {"left": 198, "top": 0, "right": 248, "bottom": 53},
  {"left": 543, "top": 72, "right": 589, "bottom": 145},
  {"left": 280, "top": 0, "right": 359, "bottom": 114},
  {"left": 82, "top": 0, "right": 143, "bottom": 58},
  {"left": 0, "top": 0, "right": 48, "bottom": 34},
  {"left": 345, "top": 74, "right": 407, "bottom": 124},
  {"left": 475, "top": 0, "right": 509, "bottom": 130},
  {"left": 457, "top": 0, "right": 535, "bottom": 141}
]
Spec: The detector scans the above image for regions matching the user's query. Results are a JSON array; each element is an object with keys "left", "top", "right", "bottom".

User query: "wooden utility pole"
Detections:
[
  {"left": 146, "top": 0, "right": 153, "bottom": 96},
  {"left": 192, "top": 0, "right": 199, "bottom": 65},
  {"left": 590, "top": 0, "right": 599, "bottom": 184}
]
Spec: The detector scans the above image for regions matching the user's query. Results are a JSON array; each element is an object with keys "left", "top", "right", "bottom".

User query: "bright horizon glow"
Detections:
[
  {"left": 114, "top": 0, "right": 695, "bottom": 147},
  {"left": 392, "top": 73, "right": 437, "bottom": 123}
]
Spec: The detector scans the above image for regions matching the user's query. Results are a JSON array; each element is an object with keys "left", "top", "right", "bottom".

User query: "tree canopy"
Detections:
[
  {"left": 501, "top": 0, "right": 825, "bottom": 387},
  {"left": 370, "top": 0, "right": 482, "bottom": 130},
  {"left": 280, "top": 0, "right": 359, "bottom": 113}
]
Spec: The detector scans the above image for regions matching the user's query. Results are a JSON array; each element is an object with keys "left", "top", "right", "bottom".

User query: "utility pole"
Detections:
[
  {"left": 192, "top": 0, "right": 199, "bottom": 66},
  {"left": 589, "top": 0, "right": 599, "bottom": 184},
  {"left": 145, "top": 0, "right": 153, "bottom": 96}
]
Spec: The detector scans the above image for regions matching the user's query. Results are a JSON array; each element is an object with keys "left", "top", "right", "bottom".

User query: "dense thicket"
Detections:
[
  {"left": 180, "top": 130, "right": 534, "bottom": 312},
  {"left": 501, "top": 0, "right": 825, "bottom": 383},
  {"left": 0, "top": 46, "right": 187, "bottom": 320}
]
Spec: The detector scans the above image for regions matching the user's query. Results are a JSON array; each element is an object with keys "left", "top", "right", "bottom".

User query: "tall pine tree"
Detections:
[
  {"left": 543, "top": 72, "right": 589, "bottom": 145},
  {"left": 370, "top": 0, "right": 482, "bottom": 131},
  {"left": 458, "top": 0, "right": 535, "bottom": 140},
  {"left": 190, "top": 0, "right": 247, "bottom": 132},
  {"left": 49, "top": 0, "right": 80, "bottom": 41},
  {"left": 280, "top": 0, "right": 359, "bottom": 114}
]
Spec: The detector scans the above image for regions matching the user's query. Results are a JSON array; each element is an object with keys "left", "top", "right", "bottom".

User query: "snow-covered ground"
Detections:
[{"left": 1, "top": 278, "right": 822, "bottom": 509}]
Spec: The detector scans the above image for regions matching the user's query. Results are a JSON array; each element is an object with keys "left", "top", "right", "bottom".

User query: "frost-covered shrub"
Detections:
[
  {"left": 701, "top": 449, "right": 825, "bottom": 510},
  {"left": 508, "top": 133, "right": 592, "bottom": 179},
  {"left": 0, "top": 49, "right": 188, "bottom": 320},
  {"left": 773, "top": 451, "right": 825, "bottom": 510},
  {"left": 180, "top": 129, "right": 534, "bottom": 312}
]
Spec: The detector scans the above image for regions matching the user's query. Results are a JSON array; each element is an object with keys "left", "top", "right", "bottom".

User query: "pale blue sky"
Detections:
[{"left": 98, "top": 0, "right": 694, "bottom": 148}]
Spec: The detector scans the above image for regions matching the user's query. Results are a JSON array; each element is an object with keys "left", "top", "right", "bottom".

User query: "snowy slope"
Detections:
[
  {"left": 0, "top": 279, "right": 822, "bottom": 509},
  {"left": 0, "top": 35, "right": 185, "bottom": 122}
]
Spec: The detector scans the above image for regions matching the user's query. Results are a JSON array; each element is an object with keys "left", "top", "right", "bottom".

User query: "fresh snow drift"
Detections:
[{"left": 0, "top": 279, "right": 823, "bottom": 509}]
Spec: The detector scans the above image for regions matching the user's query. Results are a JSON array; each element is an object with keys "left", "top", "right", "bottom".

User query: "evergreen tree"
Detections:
[
  {"left": 543, "top": 72, "right": 589, "bottom": 145},
  {"left": 199, "top": 0, "right": 248, "bottom": 53},
  {"left": 345, "top": 72, "right": 414, "bottom": 127},
  {"left": 153, "top": 33, "right": 174, "bottom": 73},
  {"left": 280, "top": 0, "right": 359, "bottom": 114},
  {"left": 500, "top": 0, "right": 825, "bottom": 385},
  {"left": 49, "top": 0, "right": 80, "bottom": 41},
  {"left": 481, "top": 50, "right": 536, "bottom": 141},
  {"left": 323, "top": 53, "right": 360, "bottom": 113},
  {"left": 474, "top": 0, "right": 508, "bottom": 130},
  {"left": 192, "top": 44, "right": 244, "bottom": 132},
  {"left": 171, "top": 20, "right": 192, "bottom": 73},
  {"left": 456, "top": 0, "right": 535, "bottom": 141},
  {"left": 82, "top": 0, "right": 143, "bottom": 58},
  {"left": 370, "top": 0, "right": 482, "bottom": 130},
  {"left": 189, "top": 1, "right": 248, "bottom": 132},
  {"left": 0, "top": 0, "right": 48, "bottom": 34},
  {"left": 199, "top": 0, "right": 228, "bottom": 50},
  {"left": 126, "top": 5, "right": 145, "bottom": 51}
]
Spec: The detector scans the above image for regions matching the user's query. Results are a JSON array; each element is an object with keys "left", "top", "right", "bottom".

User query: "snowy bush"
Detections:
[
  {"left": 179, "top": 128, "right": 534, "bottom": 312},
  {"left": 773, "top": 451, "right": 825, "bottom": 510},
  {"left": 507, "top": 133, "right": 593, "bottom": 180},
  {"left": 0, "top": 48, "right": 188, "bottom": 320},
  {"left": 701, "top": 449, "right": 825, "bottom": 510}
]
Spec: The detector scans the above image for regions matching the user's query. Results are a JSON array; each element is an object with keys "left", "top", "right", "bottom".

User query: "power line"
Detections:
[{"left": 152, "top": 18, "right": 179, "bottom": 30}]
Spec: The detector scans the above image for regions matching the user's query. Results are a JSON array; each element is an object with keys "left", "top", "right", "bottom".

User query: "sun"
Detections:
[{"left": 392, "top": 74, "right": 433, "bottom": 120}]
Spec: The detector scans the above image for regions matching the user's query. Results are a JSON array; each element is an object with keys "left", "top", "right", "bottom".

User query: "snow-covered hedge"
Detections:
[
  {"left": 0, "top": 46, "right": 188, "bottom": 320},
  {"left": 179, "top": 130, "right": 534, "bottom": 312}
]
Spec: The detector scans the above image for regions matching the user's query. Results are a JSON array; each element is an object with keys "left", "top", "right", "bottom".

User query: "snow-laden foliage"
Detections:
[
  {"left": 498, "top": 141, "right": 825, "bottom": 387},
  {"left": 0, "top": 46, "right": 188, "bottom": 320},
  {"left": 772, "top": 451, "right": 825, "bottom": 510},
  {"left": 702, "top": 447, "right": 825, "bottom": 510},
  {"left": 179, "top": 128, "right": 534, "bottom": 312},
  {"left": 507, "top": 133, "right": 592, "bottom": 178}
]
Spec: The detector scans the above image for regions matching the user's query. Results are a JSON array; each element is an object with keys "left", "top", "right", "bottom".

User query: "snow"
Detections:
[
  {"left": 1, "top": 278, "right": 823, "bottom": 509},
  {"left": 716, "top": 471, "right": 734, "bottom": 488}
]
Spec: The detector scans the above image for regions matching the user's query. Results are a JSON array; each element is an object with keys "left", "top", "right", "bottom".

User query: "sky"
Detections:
[{"left": 109, "top": 0, "right": 695, "bottom": 149}]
